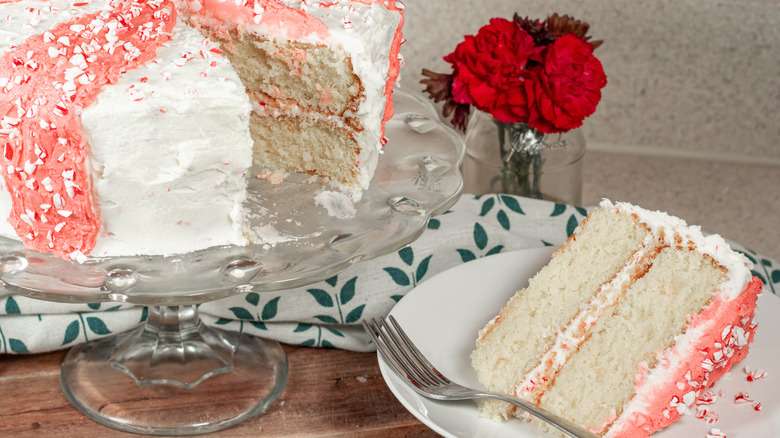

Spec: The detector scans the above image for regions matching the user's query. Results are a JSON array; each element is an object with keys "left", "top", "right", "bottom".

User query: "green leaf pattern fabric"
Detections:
[{"left": 0, "top": 195, "right": 777, "bottom": 354}]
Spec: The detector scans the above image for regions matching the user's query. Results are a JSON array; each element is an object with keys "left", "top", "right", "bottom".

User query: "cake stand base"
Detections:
[{"left": 60, "top": 306, "right": 288, "bottom": 435}]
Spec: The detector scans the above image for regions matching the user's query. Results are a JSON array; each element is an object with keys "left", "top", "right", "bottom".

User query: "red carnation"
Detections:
[
  {"left": 444, "top": 18, "right": 543, "bottom": 124},
  {"left": 526, "top": 34, "right": 607, "bottom": 133}
]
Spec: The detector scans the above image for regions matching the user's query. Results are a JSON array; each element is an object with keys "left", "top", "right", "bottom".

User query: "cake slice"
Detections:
[{"left": 471, "top": 200, "right": 762, "bottom": 437}]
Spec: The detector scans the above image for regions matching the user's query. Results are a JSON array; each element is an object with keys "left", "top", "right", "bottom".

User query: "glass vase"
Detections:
[{"left": 462, "top": 110, "right": 586, "bottom": 205}]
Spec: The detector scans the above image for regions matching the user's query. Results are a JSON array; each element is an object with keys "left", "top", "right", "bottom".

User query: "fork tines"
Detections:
[
  {"left": 362, "top": 316, "right": 448, "bottom": 389},
  {"left": 364, "top": 317, "right": 600, "bottom": 438}
]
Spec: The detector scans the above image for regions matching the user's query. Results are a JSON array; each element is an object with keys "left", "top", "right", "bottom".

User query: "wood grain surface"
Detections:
[{"left": 0, "top": 344, "right": 438, "bottom": 437}]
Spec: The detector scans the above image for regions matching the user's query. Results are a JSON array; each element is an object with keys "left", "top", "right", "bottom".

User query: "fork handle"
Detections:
[{"left": 476, "top": 391, "right": 600, "bottom": 438}]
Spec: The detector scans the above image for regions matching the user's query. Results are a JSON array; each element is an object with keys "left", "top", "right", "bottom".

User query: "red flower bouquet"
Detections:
[
  {"left": 422, "top": 14, "right": 606, "bottom": 200},
  {"left": 423, "top": 14, "right": 606, "bottom": 134}
]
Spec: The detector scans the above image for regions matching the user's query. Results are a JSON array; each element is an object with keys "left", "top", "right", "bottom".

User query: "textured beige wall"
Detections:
[{"left": 400, "top": 0, "right": 780, "bottom": 162}]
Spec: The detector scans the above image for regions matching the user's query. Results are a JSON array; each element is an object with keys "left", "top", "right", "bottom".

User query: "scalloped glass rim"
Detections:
[{"left": 0, "top": 88, "right": 465, "bottom": 305}]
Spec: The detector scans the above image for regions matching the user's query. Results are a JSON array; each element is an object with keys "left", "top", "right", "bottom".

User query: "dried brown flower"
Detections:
[
  {"left": 420, "top": 69, "right": 452, "bottom": 103},
  {"left": 420, "top": 68, "right": 471, "bottom": 130},
  {"left": 545, "top": 13, "right": 603, "bottom": 49},
  {"left": 513, "top": 14, "right": 557, "bottom": 46}
]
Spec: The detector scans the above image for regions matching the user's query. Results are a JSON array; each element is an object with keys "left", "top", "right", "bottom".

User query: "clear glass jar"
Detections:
[{"left": 462, "top": 110, "right": 586, "bottom": 205}]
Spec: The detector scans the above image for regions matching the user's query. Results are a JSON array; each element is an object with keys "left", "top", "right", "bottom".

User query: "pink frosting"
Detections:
[
  {"left": 188, "top": 0, "right": 330, "bottom": 41},
  {"left": 607, "top": 277, "right": 763, "bottom": 437},
  {"left": 0, "top": 0, "right": 176, "bottom": 258}
]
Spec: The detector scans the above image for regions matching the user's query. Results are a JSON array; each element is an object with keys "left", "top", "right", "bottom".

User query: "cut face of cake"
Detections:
[
  {"left": 0, "top": 0, "right": 404, "bottom": 260},
  {"left": 471, "top": 200, "right": 762, "bottom": 437},
  {"left": 176, "top": 0, "right": 404, "bottom": 197}
]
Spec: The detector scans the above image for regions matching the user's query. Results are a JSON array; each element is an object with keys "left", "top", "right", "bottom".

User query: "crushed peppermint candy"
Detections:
[
  {"left": 696, "top": 390, "right": 725, "bottom": 406},
  {"left": 0, "top": 0, "right": 176, "bottom": 257},
  {"left": 733, "top": 392, "right": 753, "bottom": 404},
  {"left": 706, "top": 428, "right": 727, "bottom": 438},
  {"left": 695, "top": 407, "right": 719, "bottom": 424},
  {"left": 745, "top": 366, "right": 768, "bottom": 382},
  {"left": 669, "top": 395, "right": 690, "bottom": 415}
]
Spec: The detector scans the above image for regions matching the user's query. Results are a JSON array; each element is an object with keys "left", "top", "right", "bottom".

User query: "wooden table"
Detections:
[{"left": 0, "top": 344, "right": 438, "bottom": 437}]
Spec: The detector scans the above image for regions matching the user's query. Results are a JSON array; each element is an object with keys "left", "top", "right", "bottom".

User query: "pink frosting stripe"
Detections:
[
  {"left": 381, "top": 2, "right": 403, "bottom": 139},
  {"left": 0, "top": 0, "right": 176, "bottom": 258},
  {"left": 608, "top": 277, "right": 763, "bottom": 438},
  {"left": 189, "top": 0, "right": 330, "bottom": 40}
]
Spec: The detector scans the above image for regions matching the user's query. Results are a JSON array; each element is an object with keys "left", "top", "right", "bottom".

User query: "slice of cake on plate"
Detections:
[
  {"left": 471, "top": 200, "right": 762, "bottom": 437},
  {"left": 0, "top": 0, "right": 404, "bottom": 259}
]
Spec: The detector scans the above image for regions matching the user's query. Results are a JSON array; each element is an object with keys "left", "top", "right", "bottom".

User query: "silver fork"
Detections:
[{"left": 363, "top": 316, "right": 599, "bottom": 438}]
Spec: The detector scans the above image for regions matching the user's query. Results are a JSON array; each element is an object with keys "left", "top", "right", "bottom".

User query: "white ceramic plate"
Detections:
[{"left": 380, "top": 248, "right": 780, "bottom": 437}]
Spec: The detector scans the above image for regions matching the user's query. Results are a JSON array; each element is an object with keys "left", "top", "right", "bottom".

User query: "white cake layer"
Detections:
[{"left": 602, "top": 200, "right": 753, "bottom": 299}]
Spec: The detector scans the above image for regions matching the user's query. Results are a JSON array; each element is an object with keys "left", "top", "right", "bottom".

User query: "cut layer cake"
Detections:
[{"left": 0, "top": 0, "right": 404, "bottom": 259}]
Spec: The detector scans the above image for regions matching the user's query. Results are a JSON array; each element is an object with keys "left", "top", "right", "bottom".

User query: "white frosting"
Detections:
[
  {"left": 82, "top": 20, "right": 254, "bottom": 256},
  {"left": 0, "top": 0, "right": 99, "bottom": 44},
  {"left": 313, "top": 190, "right": 356, "bottom": 219}
]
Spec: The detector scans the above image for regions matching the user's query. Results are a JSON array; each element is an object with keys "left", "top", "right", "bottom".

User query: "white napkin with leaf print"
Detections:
[{"left": 1, "top": 195, "right": 778, "bottom": 354}]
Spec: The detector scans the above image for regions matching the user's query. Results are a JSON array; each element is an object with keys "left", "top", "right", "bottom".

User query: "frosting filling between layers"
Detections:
[{"left": 514, "top": 231, "right": 659, "bottom": 405}]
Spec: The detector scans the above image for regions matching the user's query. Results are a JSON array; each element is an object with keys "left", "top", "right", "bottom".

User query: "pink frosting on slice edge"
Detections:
[
  {"left": 0, "top": 0, "right": 176, "bottom": 258},
  {"left": 607, "top": 277, "right": 764, "bottom": 438}
]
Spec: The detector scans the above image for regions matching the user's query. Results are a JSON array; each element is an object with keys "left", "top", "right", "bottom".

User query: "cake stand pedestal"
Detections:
[
  {"left": 0, "top": 88, "right": 465, "bottom": 435},
  {"left": 61, "top": 305, "right": 287, "bottom": 435}
]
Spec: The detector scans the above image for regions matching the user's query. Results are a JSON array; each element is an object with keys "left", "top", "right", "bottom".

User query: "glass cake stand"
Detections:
[{"left": 0, "top": 88, "right": 465, "bottom": 435}]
